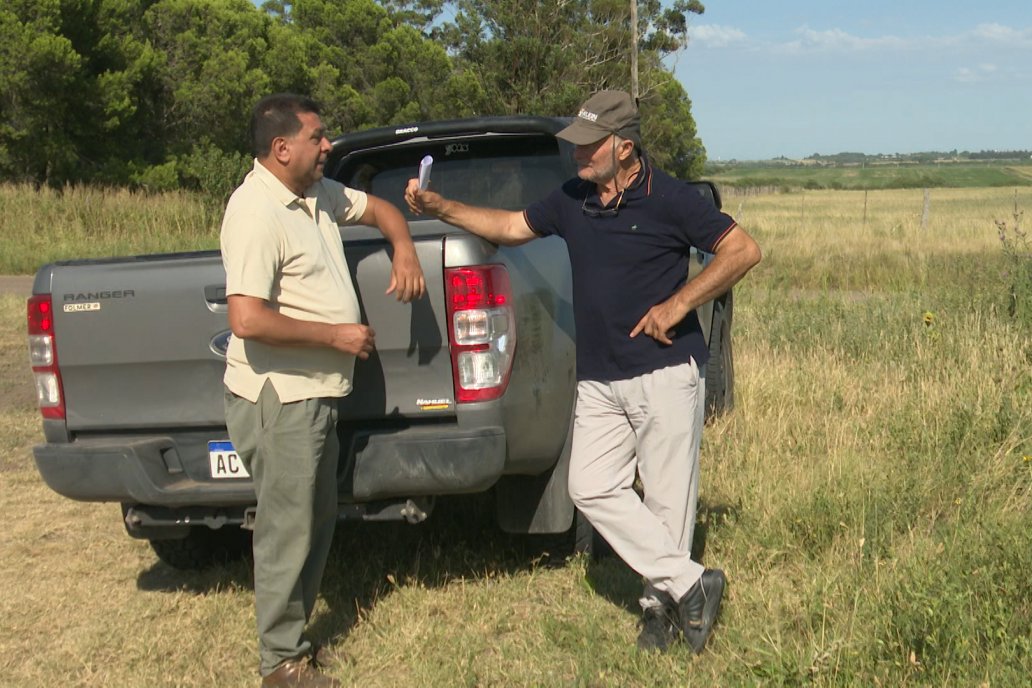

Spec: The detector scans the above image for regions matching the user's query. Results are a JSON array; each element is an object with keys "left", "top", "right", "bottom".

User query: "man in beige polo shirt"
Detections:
[{"left": 221, "top": 93, "right": 425, "bottom": 688}]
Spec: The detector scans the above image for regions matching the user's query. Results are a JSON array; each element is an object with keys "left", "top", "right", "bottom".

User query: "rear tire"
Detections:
[
  {"left": 705, "top": 294, "right": 735, "bottom": 419},
  {"left": 149, "top": 527, "right": 251, "bottom": 570}
]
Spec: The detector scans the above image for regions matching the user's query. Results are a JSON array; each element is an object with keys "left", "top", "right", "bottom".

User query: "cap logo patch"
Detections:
[{"left": 578, "top": 109, "right": 599, "bottom": 122}]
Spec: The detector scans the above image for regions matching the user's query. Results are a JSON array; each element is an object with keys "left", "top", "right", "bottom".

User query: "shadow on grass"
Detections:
[
  {"left": 691, "top": 500, "right": 741, "bottom": 564},
  {"left": 136, "top": 556, "right": 254, "bottom": 594},
  {"left": 134, "top": 494, "right": 742, "bottom": 648},
  {"left": 135, "top": 492, "right": 580, "bottom": 644}
]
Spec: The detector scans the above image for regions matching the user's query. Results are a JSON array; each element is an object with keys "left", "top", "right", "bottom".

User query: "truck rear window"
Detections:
[{"left": 335, "top": 135, "right": 570, "bottom": 218}]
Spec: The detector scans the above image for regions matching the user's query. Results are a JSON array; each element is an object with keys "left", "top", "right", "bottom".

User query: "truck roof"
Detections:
[{"left": 330, "top": 116, "right": 568, "bottom": 155}]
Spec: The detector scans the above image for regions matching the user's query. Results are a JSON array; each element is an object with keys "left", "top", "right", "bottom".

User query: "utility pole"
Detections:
[{"left": 630, "top": 0, "right": 639, "bottom": 99}]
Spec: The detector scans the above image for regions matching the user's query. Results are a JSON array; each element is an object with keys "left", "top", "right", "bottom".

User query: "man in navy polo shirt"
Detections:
[{"left": 404, "top": 90, "right": 761, "bottom": 654}]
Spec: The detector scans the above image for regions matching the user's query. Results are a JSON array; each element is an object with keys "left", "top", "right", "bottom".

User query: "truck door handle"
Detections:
[{"left": 204, "top": 284, "right": 228, "bottom": 312}]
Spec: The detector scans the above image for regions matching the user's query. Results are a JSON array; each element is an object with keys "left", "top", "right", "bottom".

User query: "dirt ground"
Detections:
[
  {"left": 2, "top": 277, "right": 39, "bottom": 413},
  {"left": 0, "top": 275, "right": 33, "bottom": 296}
]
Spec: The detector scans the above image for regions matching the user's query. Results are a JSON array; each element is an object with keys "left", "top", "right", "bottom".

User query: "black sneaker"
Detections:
[
  {"left": 677, "top": 569, "right": 726, "bottom": 654},
  {"left": 636, "top": 592, "right": 679, "bottom": 652}
]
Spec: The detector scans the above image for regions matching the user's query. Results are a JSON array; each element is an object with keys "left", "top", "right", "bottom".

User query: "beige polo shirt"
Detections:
[{"left": 220, "top": 159, "right": 369, "bottom": 403}]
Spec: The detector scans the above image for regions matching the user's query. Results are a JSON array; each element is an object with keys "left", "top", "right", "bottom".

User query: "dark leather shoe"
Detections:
[
  {"left": 261, "top": 657, "right": 341, "bottom": 688},
  {"left": 636, "top": 592, "right": 679, "bottom": 652},
  {"left": 677, "top": 569, "right": 726, "bottom": 654}
]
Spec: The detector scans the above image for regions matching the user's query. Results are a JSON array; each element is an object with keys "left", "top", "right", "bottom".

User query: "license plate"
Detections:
[{"left": 208, "top": 440, "right": 250, "bottom": 479}]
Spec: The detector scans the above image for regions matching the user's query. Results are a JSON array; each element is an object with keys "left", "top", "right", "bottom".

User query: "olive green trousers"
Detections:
[{"left": 224, "top": 381, "right": 339, "bottom": 677}]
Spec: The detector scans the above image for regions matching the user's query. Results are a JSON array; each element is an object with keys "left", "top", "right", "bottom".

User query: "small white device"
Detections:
[{"left": 417, "top": 155, "right": 433, "bottom": 190}]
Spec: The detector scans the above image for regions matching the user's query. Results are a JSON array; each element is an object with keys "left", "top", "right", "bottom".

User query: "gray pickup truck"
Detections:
[{"left": 26, "top": 116, "right": 735, "bottom": 569}]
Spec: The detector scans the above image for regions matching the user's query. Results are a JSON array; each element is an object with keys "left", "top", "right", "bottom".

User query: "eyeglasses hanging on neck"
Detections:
[{"left": 581, "top": 186, "right": 626, "bottom": 218}]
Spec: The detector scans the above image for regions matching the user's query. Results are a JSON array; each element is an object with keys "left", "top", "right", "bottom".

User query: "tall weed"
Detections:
[
  {"left": 0, "top": 183, "right": 221, "bottom": 274},
  {"left": 995, "top": 192, "right": 1032, "bottom": 327}
]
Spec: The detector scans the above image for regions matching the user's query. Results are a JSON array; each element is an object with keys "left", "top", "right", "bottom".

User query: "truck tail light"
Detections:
[
  {"left": 27, "top": 295, "right": 66, "bottom": 420},
  {"left": 445, "top": 265, "right": 516, "bottom": 403}
]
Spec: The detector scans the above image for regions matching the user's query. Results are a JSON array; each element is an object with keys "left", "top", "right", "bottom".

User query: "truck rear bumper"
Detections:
[
  {"left": 33, "top": 425, "right": 508, "bottom": 507},
  {"left": 33, "top": 436, "right": 255, "bottom": 507},
  {"left": 343, "top": 425, "right": 507, "bottom": 500}
]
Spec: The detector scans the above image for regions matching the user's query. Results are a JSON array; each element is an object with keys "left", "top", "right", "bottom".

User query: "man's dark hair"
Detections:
[{"left": 250, "top": 93, "right": 322, "bottom": 158}]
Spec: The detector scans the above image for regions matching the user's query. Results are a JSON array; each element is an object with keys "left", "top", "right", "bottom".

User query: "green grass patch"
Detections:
[
  {"left": 0, "top": 183, "right": 221, "bottom": 274},
  {"left": 706, "top": 161, "right": 1032, "bottom": 191}
]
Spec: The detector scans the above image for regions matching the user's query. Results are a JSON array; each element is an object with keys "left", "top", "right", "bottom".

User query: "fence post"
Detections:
[{"left": 921, "top": 188, "right": 930, "bottom": 229}]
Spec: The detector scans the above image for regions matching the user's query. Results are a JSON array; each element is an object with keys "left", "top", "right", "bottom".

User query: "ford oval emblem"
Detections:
[{"left": 209, "top": 330, "right": 232, "bottom": 357}]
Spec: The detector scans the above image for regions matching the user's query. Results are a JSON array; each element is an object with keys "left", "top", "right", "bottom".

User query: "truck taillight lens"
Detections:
[
  {"left": 445, "top": 265, "right": 516, "bottom": 403},
  {"left": 27, "top": 295, "right": 65, "bottom": 419}
]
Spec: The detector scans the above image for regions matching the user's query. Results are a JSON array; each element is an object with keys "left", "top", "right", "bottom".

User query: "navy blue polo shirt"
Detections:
[{"left": 523, "top": 160, "right": 737, "bottom": 382}]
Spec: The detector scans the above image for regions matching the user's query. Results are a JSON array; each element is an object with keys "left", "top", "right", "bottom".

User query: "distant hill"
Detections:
[
  {"left": 704, "top": 151, "right": 1032, "bottom": 190},
  {"left": 711, "top": 150, "right": 1032, "bottom": 166}
]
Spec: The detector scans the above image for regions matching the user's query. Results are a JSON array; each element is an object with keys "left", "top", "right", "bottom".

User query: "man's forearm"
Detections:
[
  {"left": 673, "top": 230, "right": 762, "bottom": 313},
  {"left": 363, "top": 195, "right": 426, "bottom": 301},
  {"left": 228, "top": 295, "right": 376, "bottom": 358},
  {"left": 404, "top": 180, "right": 535, "bottom": 245},
  {"left": 379, "top": 219, "right": 421, "bottom": 264},
  {"left": 435, "top": 198, "right": 531, "bottom": 246},
  {"left": 231, "top": 303, "right": 337, "bottom": 348},
  {"left": 364, "top": 196, "right": 418, "bottom": 254}
]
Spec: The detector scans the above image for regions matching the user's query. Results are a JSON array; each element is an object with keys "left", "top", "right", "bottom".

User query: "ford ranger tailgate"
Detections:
[{"left": 39, "top": 234, "right": 451, "bottom": 433}]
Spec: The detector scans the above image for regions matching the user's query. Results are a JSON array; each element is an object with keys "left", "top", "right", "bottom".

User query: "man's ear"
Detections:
[
  {"left": 271, "top": 136, "right": 291, "bottom": 165},
  {"left": 617, "top": 137, "right": 636, "bottom": 161}
]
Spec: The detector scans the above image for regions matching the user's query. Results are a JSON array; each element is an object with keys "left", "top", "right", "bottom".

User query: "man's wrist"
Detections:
[
  {"left": 672, "top": 289, "right": 695, "bottom": 316},
  {"left": 391, "top": 240, "right": 418, "bottom": 261},
  {"left": 433, "top": 198, "right": 453, "bottom": 222}
]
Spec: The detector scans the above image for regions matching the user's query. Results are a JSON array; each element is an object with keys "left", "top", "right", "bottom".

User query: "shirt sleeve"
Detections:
[
  {"left": 323, "top": 178, "right": 368, "bottom": 225},
  {"left": 523, "top": 179, "right": 582, "bottom": 238},
  {"left": 220, "top": 195, "right": 281, "bottom": 301},
  {"left": 673, "top": 184, "right": 738, "bottom": 252}
]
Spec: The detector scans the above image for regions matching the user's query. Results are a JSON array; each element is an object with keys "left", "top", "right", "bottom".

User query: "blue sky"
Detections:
[{"left": 675, "top": 0, "right": 1032, "bottom": 160}]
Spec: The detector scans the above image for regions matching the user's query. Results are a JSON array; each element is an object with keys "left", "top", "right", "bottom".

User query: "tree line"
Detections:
[
  {"left": 0, "top": 0, "right": 708, "bottom": 197},
  {"left": 805, "top": 151, "right": 1032, "bottom": 165}
]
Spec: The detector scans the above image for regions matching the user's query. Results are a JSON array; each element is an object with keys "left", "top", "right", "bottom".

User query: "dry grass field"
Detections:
[{"left": 0, "top": 186, "right": 1029, "bottom": 686}]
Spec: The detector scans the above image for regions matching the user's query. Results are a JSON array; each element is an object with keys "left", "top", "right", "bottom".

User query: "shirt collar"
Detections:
[
  {"left": 623, "top": 154, "right": 653, "bottom": 198},
  {"left": 251, "top": 158, "right": 309, "bottom": 207}
]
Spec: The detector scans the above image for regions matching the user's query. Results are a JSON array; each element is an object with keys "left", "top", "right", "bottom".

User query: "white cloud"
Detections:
[
  {"left": 971, "top": 23, "right": 1032, "bottom": 45},
  {"left": 954, "top": 67, "right": 978, "bottom": 83},
  {"left": 684, "top": 21, "right": 1032, "bottom": 64},
  {"left": 954, "top": 63, "right": 1002, "bottom": 84},
  {"left": 755, "top": 23, "right": 1031, "bottom": 56},
  {"left": 777, "top": 26, "right": 910, "bottom": 54},
  {"left": 687, "top": 24, "right": 747, "bottom": 48}
]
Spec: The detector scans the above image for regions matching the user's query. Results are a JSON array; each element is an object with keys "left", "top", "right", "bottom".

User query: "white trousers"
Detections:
[{"left": 568, "top": 360, "right": 706, "bottom": 601}]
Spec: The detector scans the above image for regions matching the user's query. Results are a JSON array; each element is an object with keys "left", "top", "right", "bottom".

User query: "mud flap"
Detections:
[{"left": 495, "top": 405, "right": 575, "bottom": 534}]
